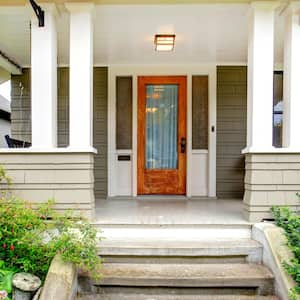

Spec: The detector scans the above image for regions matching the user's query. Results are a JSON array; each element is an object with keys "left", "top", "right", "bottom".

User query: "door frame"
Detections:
[
  {"left": 107, "top": 65, "right": 217, "bottom": 198},
  {"left": 137, "top": 75, "right": 187, "bottom": 195}
]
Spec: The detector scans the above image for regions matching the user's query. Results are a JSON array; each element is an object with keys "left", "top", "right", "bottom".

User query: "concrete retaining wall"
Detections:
[
  {"left": 39, "top": 254, "right": 77, "bottom": 300},
  {"left": 243, "top": 153, "right": 300, "bottom": 222},
  {"left": 252, "top": 223, "right": 296, "bottom": 300}
]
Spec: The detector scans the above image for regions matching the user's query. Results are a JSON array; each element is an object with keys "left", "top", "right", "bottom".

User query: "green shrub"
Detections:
[
  {"left": 0, "top": 198, "right": 102, "bottom": 280},
  {"left": 0, "top": 166, "right": 102, "bottom": 299},
  {"left": 272, "top": 203, "right": 300, "bottom": 300}
]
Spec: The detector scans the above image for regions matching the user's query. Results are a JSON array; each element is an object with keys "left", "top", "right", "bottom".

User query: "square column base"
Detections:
[
  {"left": 243, "top": 152, "right": 300, "bottom": 222},
  {"left": 0, "top": 151, "right": 95, "bottom": 220}
]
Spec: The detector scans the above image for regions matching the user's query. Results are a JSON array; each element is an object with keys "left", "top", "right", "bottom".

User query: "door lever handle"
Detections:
[{"left": 180, "top": 137, "right": 186, "bottom": 153}]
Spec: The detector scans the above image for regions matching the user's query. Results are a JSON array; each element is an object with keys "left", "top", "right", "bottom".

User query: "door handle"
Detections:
[{"left": 180, "top": 137, "right": 186, "bottom": 153}]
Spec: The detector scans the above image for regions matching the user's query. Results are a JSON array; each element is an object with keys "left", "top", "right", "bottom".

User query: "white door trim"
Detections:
[{"left": 108, "top": 64, "right": 217, "bottom": 198}]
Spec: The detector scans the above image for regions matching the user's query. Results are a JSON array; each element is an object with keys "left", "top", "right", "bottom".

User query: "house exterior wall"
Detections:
[
  {"left": 10, "top": 67, "right": 108, "bottom": 200},
  {"left": 11, "top": 65, "right": 249, "bottom": 201},
  {"left": 216, "top": 66, "right": 247, "bottom": 199}
]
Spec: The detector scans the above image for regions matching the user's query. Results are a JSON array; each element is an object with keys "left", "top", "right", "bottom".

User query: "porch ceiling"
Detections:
[
  {"left": 0, "top": 0, "right": 266, "bottom": 5},
  {"left": 0, "top": 4, "right": 284, "bottom": 67}
]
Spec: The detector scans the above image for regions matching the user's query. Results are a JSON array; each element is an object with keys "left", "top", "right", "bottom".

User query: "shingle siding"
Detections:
[{"left": 10, "top": 67, "right": 108, "bottom": 200}]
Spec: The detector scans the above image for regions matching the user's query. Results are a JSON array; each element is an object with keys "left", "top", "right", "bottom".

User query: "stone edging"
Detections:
[
  {"left": 252, "top": 223, "right": 296, "bottom": 300},
  {"left": 39, "top": 254, "right": 78, "bottom": 300}
]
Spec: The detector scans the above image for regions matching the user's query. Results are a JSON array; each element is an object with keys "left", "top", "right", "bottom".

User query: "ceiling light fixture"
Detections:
[{"left": 154, "top": 34, "right": 176, "bottom": 52}]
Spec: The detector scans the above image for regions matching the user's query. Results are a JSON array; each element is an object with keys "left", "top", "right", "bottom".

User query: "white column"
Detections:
[
  {"left": 283, "top": 2, "right": 300, "bottom": 149},
  {"left": 66, "top": 3, "right": 94, "bottom": 149},
  {"left": 246, "top": 1, "right": 278, "bottom": 152},
  {"left": 31, "top": 4, "right": 57, "bottom": 148}
]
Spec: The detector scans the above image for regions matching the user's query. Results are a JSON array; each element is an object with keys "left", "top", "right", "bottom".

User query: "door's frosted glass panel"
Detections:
[{"left": 146, "top": 84, "right": 178, "bottom": 169}]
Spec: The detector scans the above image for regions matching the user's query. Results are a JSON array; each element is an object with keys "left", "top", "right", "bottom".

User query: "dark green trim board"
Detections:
[
  {"left": 11, "top": 67, "right": 108, "bottom": 200},
  {"left": 216, "top": 66, "right": 247, "bottom": 199}
]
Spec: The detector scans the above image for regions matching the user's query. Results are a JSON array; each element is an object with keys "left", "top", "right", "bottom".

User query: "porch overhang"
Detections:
[
  {"left": 0, "top": 0, "right": 262, "bottom": 6},
  {"left": 0, "top": 51, "right": 22, "bottom": 75}
]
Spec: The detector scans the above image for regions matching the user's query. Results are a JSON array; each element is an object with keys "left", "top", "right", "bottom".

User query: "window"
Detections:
[
  {"left": 192, "top": 75, "right": 208, "bottom": 149},
  {"left": 116, "top": 76, "right": 132, "bottom": 149},
  {"left": 273, "top": 71, "right": 283, "bottom": 148}
]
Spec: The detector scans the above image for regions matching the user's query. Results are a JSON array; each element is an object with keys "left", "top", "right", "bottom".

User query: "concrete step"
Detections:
[
  {"left": 99, "top": 238, "right": 262, "bottom": 264},
  {"left": 95, "top": 224, "right": 252, "bottom": 241},
  {"left": 78, "top": 294, "right": 278, "bottom": 300},
  {"left": 87, "top": 263, "right": 273, "bottom": 295}
]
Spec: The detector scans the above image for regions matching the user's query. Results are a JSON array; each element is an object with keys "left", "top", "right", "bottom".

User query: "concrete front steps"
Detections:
[
  {"left": 78, "top": 294, "right": 278, "bottom": 300},
  {"left": 78, "top": 224, "right": 277, "bottom": 299}
]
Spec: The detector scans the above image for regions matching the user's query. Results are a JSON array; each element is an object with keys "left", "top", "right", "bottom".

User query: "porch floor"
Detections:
[{"left": 94, "top": 198, "right": 248, "bottom": 225}]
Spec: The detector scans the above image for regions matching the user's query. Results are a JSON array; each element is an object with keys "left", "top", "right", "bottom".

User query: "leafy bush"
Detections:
[
  {"left": 0, "top": 166, "right": 102, "bottom": 299},
  {"left": 272, "top": 203, "right": 300, "bottom": 300}
]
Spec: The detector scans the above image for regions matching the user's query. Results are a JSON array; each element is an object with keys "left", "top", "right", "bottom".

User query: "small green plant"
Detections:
[
  {"left": 0, "top": 166, "right": 11, "bottom": 186},
  {"left": 0, "top": 166, "right": 102, "bottom": 298},
  {"left": 0, "top": 166, "right": 11, "bottom": 200},
  {"left": 0, "top": 261, "right": 13, "bottom": 300},
  {"left": 272, "top": 196, "right": 300, "bottom": 300}
]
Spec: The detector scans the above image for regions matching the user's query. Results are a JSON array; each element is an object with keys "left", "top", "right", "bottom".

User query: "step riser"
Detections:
[
  {"left": 78, "top": 285, "right": 265, "bottom": 297},
  {"left": 98, "top": 238, "right": 263, "bottom": 264},
  {"left": 102, "top": 255, "right": 248, "bottom": 264},
  {"left": 78, "top": 295, "right": 276, "bottom": 300},
  {"left": 99, "top": 248, "right": 262, "bottom": 264},
  {"left": 99, "top": 247, "right": 261, "bottom": 256},
  {"left": 97, "top": 279, "right": 273, "bottom": 295}
]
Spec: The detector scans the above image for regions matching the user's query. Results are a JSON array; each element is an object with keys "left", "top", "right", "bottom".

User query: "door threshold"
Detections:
[
  {"left": 137, "top": 195, "right": 188, "bottom": 201},
  {"left": 108, "top": 195, "right": 188, "bottom": 201}
]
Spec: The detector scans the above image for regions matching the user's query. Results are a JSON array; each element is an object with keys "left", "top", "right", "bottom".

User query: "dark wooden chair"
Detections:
[{"left": 5, "top": 135, "right": 31, "bottom": 148}]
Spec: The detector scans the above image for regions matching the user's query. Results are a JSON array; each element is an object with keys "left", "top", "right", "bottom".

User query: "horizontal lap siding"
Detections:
[
  {"left": 10, "top": 67, "right": 108, "bottom": 200},
  {"left": 11, "top": 68, "right": 69, "bottom": 147},
  {"left": 216, "top": 66, "right": 247, "bottom": 199},
  {"left": 93, "top": 67, "right": 108, "bottom": 199},
  {"left": 11, "top": 69, "right": 31, "bottom": 143}
]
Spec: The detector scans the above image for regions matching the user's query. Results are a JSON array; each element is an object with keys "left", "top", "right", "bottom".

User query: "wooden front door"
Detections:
[{"left": 138, "top": 76, "right": 187, "bottom": 195}]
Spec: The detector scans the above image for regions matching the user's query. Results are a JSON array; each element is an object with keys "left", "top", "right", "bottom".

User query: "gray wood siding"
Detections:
[
  {"left": 216, "top": 66, "right": 247, "bottom": 199},
  {"left": 11, "top": 69, "right": 31, "bottom": 143},
  {"left": 11, "top": 67, "right": 108, "bottom": 200},
  {"left": 93, "top": 67, "right": 108, "bottom": 199},
  {"left": 11, "top": 68, "right": 69, "bottom": 147}
]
